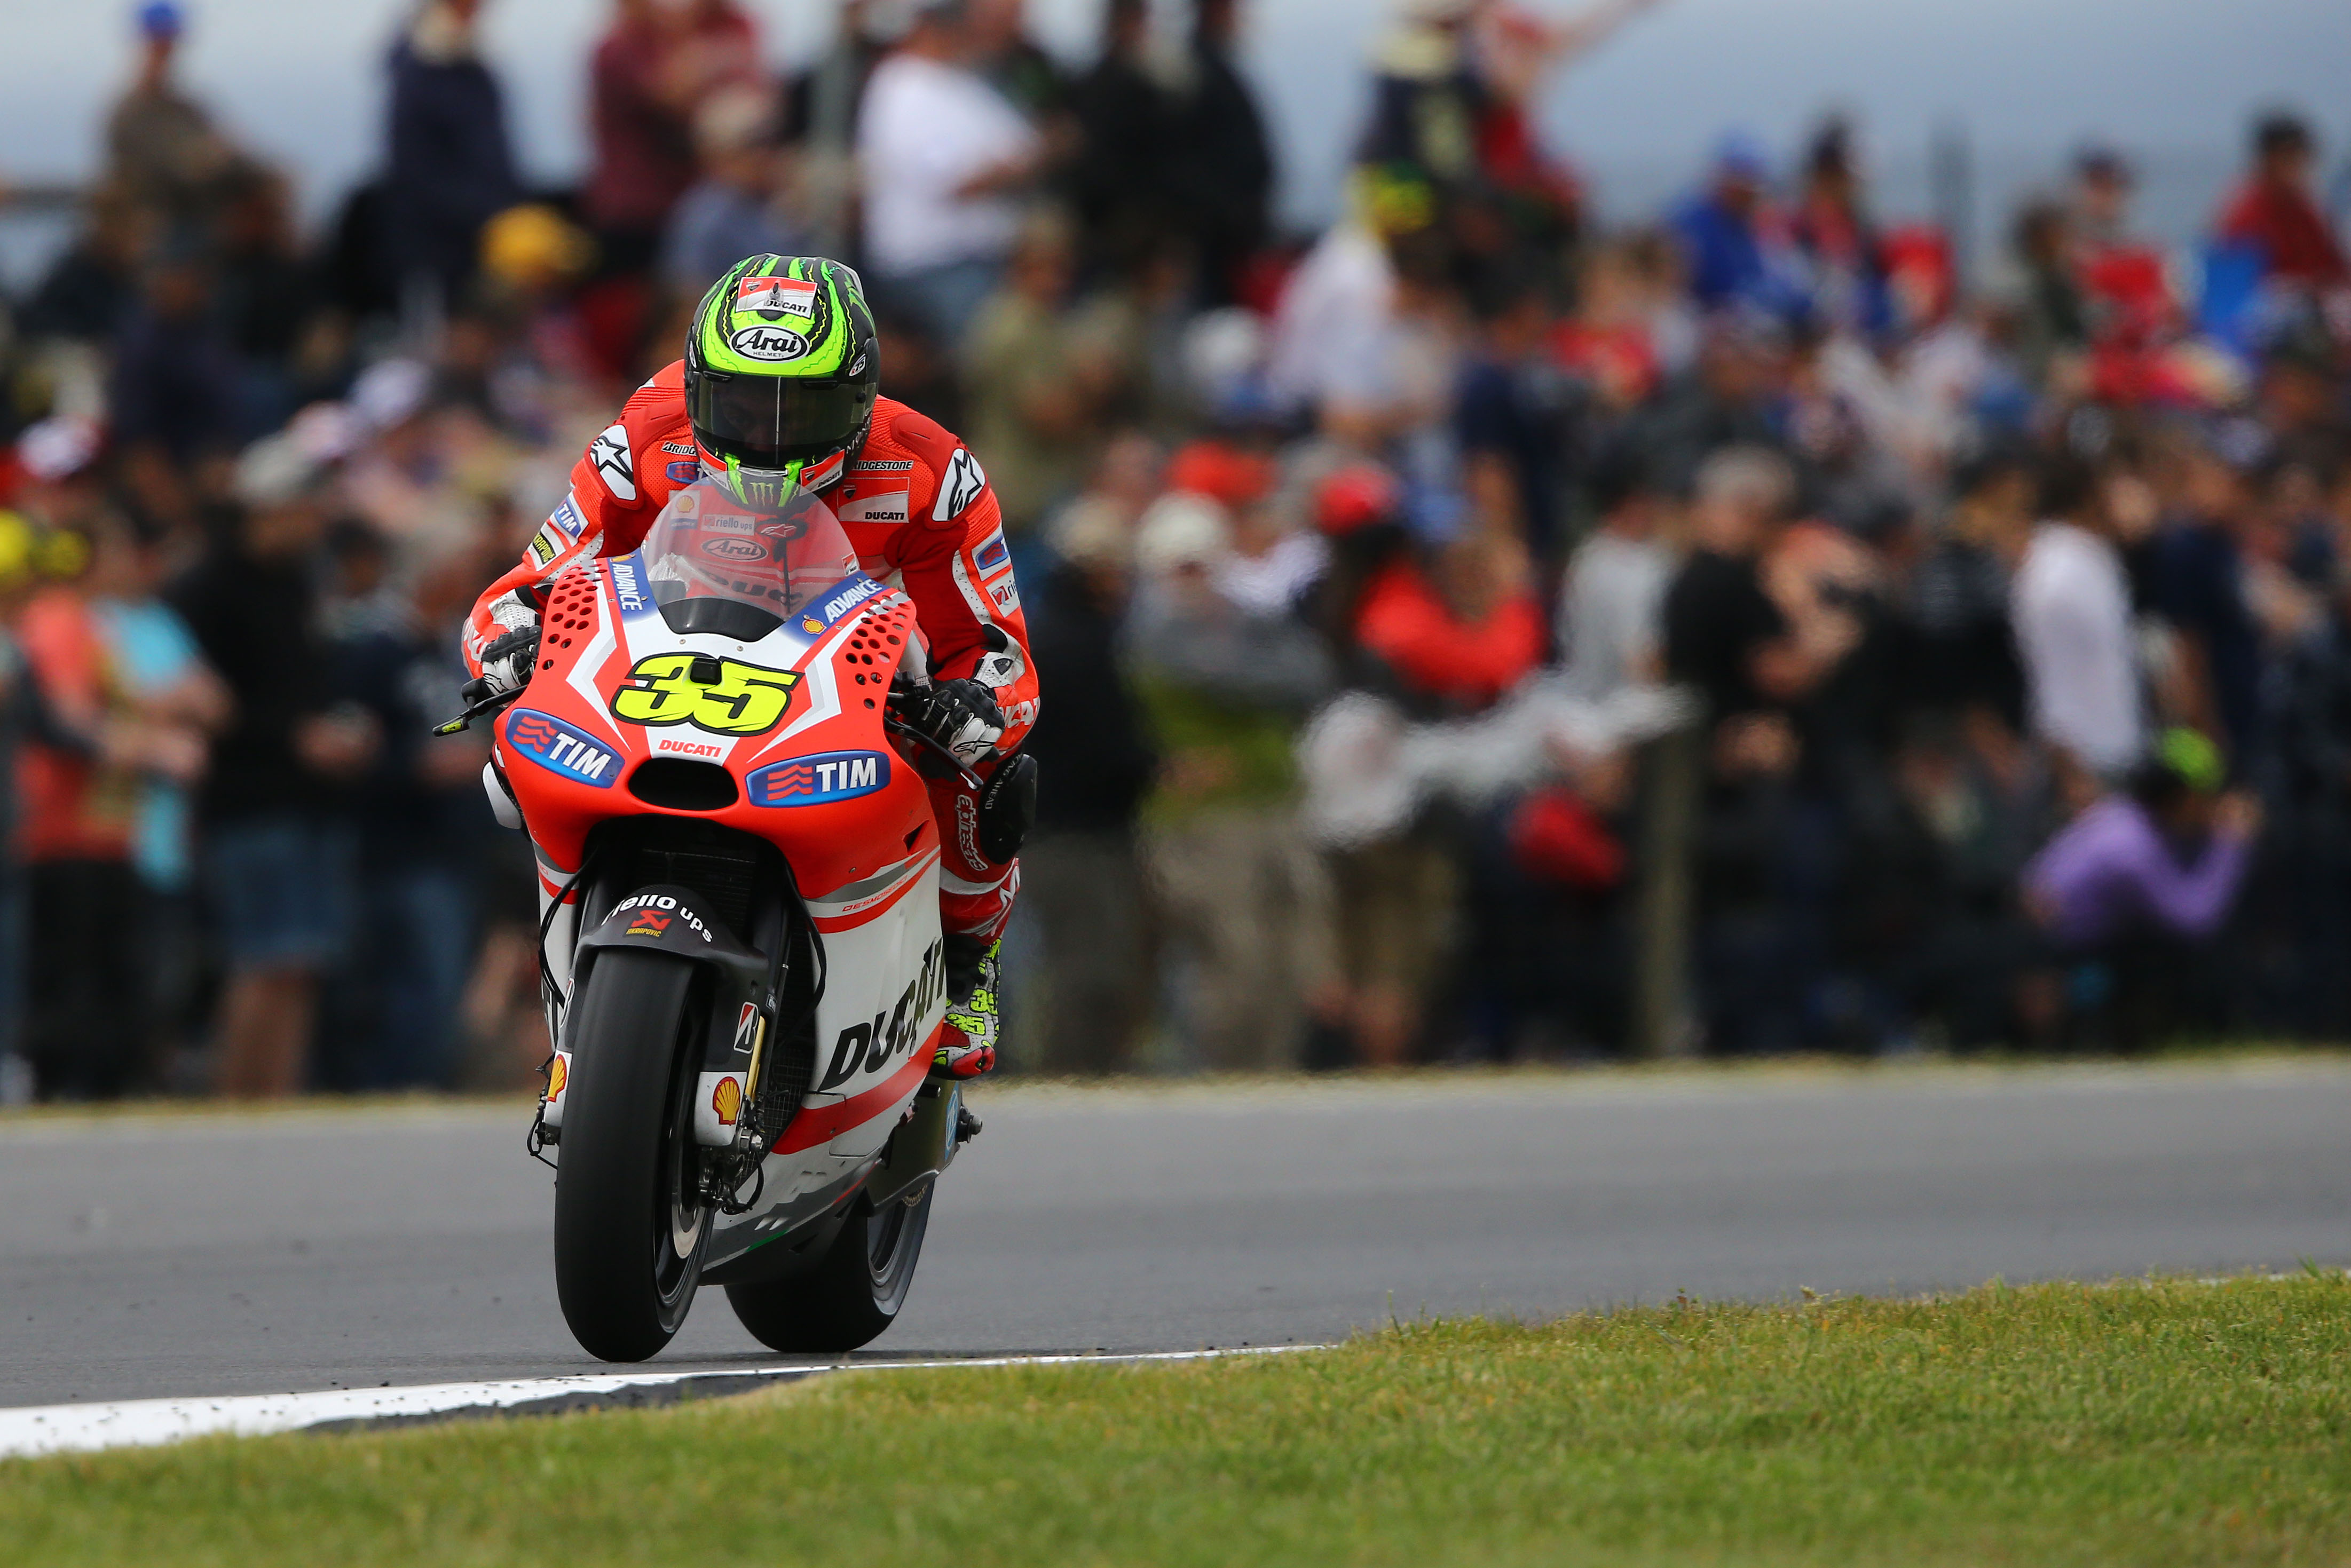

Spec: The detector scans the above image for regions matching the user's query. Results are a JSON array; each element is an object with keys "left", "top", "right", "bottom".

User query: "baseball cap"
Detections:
[{"left": 1165, "top": 440, "right": 1277, "bottom": 510}]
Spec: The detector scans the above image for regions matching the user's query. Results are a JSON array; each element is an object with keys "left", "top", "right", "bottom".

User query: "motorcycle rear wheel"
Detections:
[
  {"left": 552, "top": 946, "right": 712, "bottom": 1361},
  {"left": 725, "top": 1182, "right": 935, "bottom": 1353}
]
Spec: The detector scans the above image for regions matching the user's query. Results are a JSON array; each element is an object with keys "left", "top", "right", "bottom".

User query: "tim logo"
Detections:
[
  {"left": 746, "top": 750, "right": 889, "bottom": 807},
  {"left": 507, "top": 710, "right": 619, "bottom": 788}
]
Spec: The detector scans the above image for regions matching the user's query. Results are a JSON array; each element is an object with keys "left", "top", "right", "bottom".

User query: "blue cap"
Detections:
[
  {"left": 137, "top": 2, "right": 184, "bottom": 39},
  {"left": 1714, "top": 130, "right": 1769, "bottom": 182}
]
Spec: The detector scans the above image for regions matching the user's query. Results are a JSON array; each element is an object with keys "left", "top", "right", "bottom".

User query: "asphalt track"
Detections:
[{"left": 3, "top": 1058, "right": 2347, "bottom": 1411}]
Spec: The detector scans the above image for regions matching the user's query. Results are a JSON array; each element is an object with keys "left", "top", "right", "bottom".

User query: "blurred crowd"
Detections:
[{"left": 1, "top": 0, "right": 2348, "bottom": 1097}]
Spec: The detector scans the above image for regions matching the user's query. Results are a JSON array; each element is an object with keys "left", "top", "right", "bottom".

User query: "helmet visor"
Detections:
[{"left": 688, "top": 372, "right": 875, "bottom": 469}]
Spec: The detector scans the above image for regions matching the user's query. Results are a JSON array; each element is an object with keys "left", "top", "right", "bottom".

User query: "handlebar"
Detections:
[{"left": 431, "top": 677, "right": 526, "bottom": 737}]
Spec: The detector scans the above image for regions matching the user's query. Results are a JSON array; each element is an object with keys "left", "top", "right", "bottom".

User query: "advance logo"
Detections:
[
  {"left": 507, "top": 710, "right": 620, "bottom": 788},
  {"left": 747, "top": 750, "right": 890, "bottom": 807}
]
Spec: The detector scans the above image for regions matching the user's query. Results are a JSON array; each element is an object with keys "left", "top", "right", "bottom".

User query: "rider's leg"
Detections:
[{"left": 928, "top": 773, "right": 1016, "bottom": 1079}]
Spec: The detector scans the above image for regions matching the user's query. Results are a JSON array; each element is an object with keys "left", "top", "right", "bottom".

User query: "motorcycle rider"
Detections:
[{"left": 463, "top": 255, "right": 1035, "bottom": 1078}]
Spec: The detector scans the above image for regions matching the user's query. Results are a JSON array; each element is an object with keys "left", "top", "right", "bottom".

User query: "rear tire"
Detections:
[
  {"left": 553, "top": 947, "right": 710, "bottom": 1361},
  {"left": 726, "top": 1182, "right": 935, "bottom": 1353}
]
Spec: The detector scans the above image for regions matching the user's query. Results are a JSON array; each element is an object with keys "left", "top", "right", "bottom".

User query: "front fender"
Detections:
[{"left": 571, "top": 883, "right": 771, "bottom": 1143}]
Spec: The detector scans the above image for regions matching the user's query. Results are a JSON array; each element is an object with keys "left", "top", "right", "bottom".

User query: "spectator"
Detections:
[
  {"left": 1129, "top": 493, "right": 1332, "bottom": 1070},
  {"left": 1354, "top": 529, "right": 1545, "bottom": 713},
  {"left": 320, "top": 522, "right": 485, "bottom": 1090},
  {"left": 969, "top": 0, "right": 1069, "bottom": 124},
  {"left": 20, "top": 185, "right": 154, "bottom": 350},
  {"left": 1788, "top": 118, "right": 1884, "bottom": 334},
  {"left": 585, "top": 0, "right": 762, "bottom": 279},
  {"left": 785, "top": 0, "right": 891, "bottom": 259},
  {"left": 384, "top": 0, "right": 520, "bottom": 313},
  {"left": 2024, "top": 727, "right": 2258, "bottom": 1047},
  {"left": 857, "top": 0, "right": 1044, "bottom": 347},
  {"left": 1663, "top": 446, "right": 1820, "bottom": 723},
  {"left": 103, "top": 1, "right": 256, "bottom": 243},
  {"left": 108, "top": 240, "right": 249, "bottom": 521},
  {"left": 2215, "top": 112, "right": 2349, "bottom": 291},
  {"left": 961, "top": 211, "right": 1135, "bottom": 541},
  {"left": 1671, "top": 133, "right": 1785, "bottom": 314},
  {"left": 15, "top": 516, "right": 212, "bottom": 1099},
  {"left": 1557, "top": 444, "right": 1671, "bottom": 701},
  {"left": 2148, "top": 432, "right": 2266, "bottom": 766},
  {"left": 170, "top": 437, "right": 378, "bottom": 1097},
  {"left": 1906, "top": 445, "right": 2032, "bottom": 726},
  {"left": 1067, "top": 0, "right": 1175, "bottom": 274},
  {"left": 660, "top": 89, "right": 806, "bottom": 300},
  {"left": 1165, "top": 0, "right": 1276, "bottom": 305},
  {"left": 2012, "top": 449, "right": 2143, "bottom": 780},
  {"left": 1016, "top": 501, "right": 1157, "bottom": 1073},
  {"left": 2007, "top": 200, "right": 2087, "bottom": 387},
  {"left": 1455, "top": 263, "right": 1572, "bottom": 565}
]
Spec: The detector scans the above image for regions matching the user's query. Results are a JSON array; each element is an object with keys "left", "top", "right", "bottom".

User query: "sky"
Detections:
[{"left": 0, "top": 0, "right": 2344, "bottom": 250}]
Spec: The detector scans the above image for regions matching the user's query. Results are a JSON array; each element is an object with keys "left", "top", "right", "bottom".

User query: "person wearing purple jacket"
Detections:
[
  {"left": 2026, "top": 727, "right": 2259, "bottom": 951},
  {"left": 2024, "top": 727, "right": 2259, "bottom": 1047}
]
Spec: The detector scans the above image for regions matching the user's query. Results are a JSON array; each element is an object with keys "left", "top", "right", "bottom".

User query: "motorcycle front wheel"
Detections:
[
  {"left": 726, "top": 1181, "right": 935, "bottom": 1353},
  {"left": 552, "top": 946, "right": 712, "bottom": 1361}
]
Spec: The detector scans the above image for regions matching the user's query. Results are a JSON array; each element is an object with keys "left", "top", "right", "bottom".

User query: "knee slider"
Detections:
[{"left": 976, "top": 751, "right": 1037, "bottom": 865}]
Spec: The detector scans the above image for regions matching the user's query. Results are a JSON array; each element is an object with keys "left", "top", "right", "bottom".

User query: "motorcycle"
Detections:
[{"left": 440, "top": 476, "right": 982, "bottom": 1363}]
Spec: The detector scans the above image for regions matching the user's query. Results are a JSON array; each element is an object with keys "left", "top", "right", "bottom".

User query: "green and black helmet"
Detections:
[{"left": 683, "top": 255, "right": 879, "bottom": 506}]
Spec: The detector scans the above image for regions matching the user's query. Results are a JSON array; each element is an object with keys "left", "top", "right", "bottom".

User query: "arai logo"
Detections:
[
  {"left": 731, "top": 324, "right": 809, "bottom": 362},
  {"left": 700, "top": 536, "right": 767, "bottom": 563}
]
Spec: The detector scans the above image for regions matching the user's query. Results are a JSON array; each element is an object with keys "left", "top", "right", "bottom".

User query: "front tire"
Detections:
[
  {"left": 727, "top": 1182, "right": 935, "bottom": 1353},
  {"left": 553, "top": 947, "right": 711, "bottom": 1361}
]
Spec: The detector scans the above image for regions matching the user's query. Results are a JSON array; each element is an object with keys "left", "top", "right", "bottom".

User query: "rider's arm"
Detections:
[
  {"left": 887, "top": 448, "right": 1039, "bottom": 757},
  {"left": 461, "top": 390, "right": 672, "bottom": 678}
]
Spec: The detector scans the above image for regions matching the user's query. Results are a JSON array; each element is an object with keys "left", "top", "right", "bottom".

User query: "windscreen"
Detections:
[{"left": 638, "top": 476, "right": 863, "bottom": 622}]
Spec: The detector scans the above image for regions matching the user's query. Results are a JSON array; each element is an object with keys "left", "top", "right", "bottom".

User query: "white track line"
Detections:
[{"left": 0, "top": 1347, "right": 1330, "bottom": 1461}]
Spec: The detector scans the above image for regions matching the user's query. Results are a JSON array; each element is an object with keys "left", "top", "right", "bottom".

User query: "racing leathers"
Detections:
[{"left": 463, "top": 361, "right": 1038, "bottom": 957}]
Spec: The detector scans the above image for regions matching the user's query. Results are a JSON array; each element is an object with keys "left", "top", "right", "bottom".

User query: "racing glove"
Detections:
[
  {"left": 474, "top": 589, "right": 543, "bottom": 698},
  {"left": 477, "top": 625, "right": 542, "bottom": 699},
  {"left": 898, "top": 677, "right": 1006, "bottom": 768}
]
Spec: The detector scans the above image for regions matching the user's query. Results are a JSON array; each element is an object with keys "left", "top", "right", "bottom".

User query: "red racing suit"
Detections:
[{"left": 464, "top": 362, "right": 1038, "bottom": 942}]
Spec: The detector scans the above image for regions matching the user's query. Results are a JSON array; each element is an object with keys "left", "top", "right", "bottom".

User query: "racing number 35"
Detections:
[{"left": 611, "top": 653, "right": 801, "bottom": 735}]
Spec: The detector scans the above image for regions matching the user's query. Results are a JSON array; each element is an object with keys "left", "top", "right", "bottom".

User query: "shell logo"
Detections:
[
  {"left": 711, "top": 1075, "right": 744, "bottom": 1127},
  {"left": 547, "top": 1054, "right": 569, "bottom": 1102}
]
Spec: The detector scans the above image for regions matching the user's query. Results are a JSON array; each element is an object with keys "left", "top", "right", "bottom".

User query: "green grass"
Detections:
[{"left": 6, "top": 1274, "right": 2348, "bottom": 1567}]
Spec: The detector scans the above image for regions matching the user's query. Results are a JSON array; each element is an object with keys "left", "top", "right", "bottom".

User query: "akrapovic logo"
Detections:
[
  {"left": 747, "top": 751, "right": 889, "bottom": 806},
  {"left": 507, "top": 710, "right": 618, "bottom": 787}
]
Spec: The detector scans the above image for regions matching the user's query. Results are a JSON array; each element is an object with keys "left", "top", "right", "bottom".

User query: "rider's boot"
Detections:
[{"left": 933, "top": 933, "right": 1000, "bottom": 1080}]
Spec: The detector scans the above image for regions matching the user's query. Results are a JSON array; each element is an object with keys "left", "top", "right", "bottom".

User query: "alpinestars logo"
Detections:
[
  {"left": 934, "top": 448, "right": 987, "bottom": 521},
  {"left": 589, "top": 424, "right": 636, "bottom": 501}
]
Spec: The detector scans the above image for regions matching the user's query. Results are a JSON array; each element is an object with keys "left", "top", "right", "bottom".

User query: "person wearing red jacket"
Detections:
[
  {"left": 2216, "top": 113, "right": 2349, "bottom": 290},
  {"left": 464, "top": 255, "right": 1038, "bottom": 1076}
]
